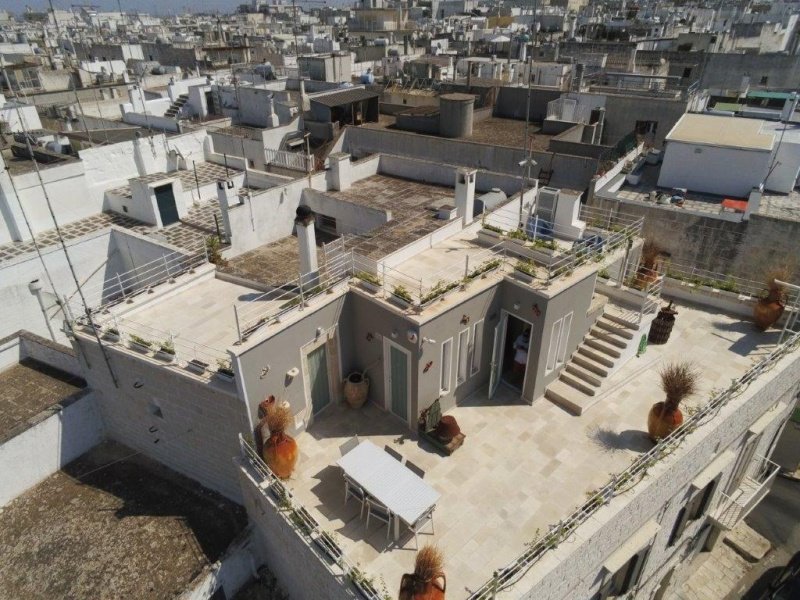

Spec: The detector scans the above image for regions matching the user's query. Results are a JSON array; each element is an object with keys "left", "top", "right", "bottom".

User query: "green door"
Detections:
[
  {"left": 155, "top": 184, "right": 180, "bottom": 226},
  {"left": 389, "top": 345, "right": 408, "bottom": 421},
  {"left": 308, "top": 344, "right": 330, "bottom": 414}
]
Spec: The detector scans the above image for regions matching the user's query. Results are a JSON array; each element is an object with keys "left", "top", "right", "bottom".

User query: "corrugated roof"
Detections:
[
  {"left": 747, "top": 90, "right": 793, "bottom": 100},
  {"left": 666, "top": 113, "right": 774, "bottom": 151},
  {"left": 310, "top": 88, "right": 379, "bottom": 107}
]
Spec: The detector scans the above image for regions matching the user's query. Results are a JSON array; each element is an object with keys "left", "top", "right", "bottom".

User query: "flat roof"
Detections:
[
  {"left": 747, "top": 90, "right": 794, "bottom": 101},
  {"left": 289, "top": 301, "right": 774, "bottom": 596},
  {"left": 666, "top": 113, "right": 774, "bottom": 151},
  {"left": 310, "top": 88, "right": 379, "bottom": 108}
]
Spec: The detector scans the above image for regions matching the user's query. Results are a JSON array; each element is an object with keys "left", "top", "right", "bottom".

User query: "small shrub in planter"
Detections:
[
  {"left": 467, "top": 258, "right": 502, "bottom": 280},
  {"left": 156, "top": 339, "right": 176, "bottom": 362},
  {"left": 348, "top": 567, "right": 382, "bottom": 600},
  {"left": 514, "top": 260, "right": 537, "bottom": 282},
  {"left": 507, "top": 228, "right": 529, "bottom": 244},
  {"left": 314, "top": 531, "right": 344, "bottom": 564},
  {"left": 216, "top": 359, "right": 235, "bottom": 382},
  {"left": 529, "top": 237, "right": 557, "bottom": 251},
  {"left": 187, "top": 358, "right": 209, "bottom": 374},
  {"left": 103, "top": 327, "right": 120, "bottom": 342},
  {"left": 355, "top": 271, "right": 382, "bottom": 292},
  {"left": 128, "top": 334, "right": 153, "bottom": 352},
  {"left": 481, "top": 223, "right": 504, "bottom": 234},
  {"left": 391, "top": 285, "right": 413, "bottom": 307},
  {"left": 420, "top": 279, "right": 460, "bottom": 305}
]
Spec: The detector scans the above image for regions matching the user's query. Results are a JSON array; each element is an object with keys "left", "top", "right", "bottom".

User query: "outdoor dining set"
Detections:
[{"left": 336, "top": 438, "right": 440, "bottom": 549}]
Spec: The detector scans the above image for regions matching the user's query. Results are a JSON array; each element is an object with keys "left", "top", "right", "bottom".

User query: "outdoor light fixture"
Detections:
[{"left": 513, "top": 302, "right": 521, "bottom": 310}]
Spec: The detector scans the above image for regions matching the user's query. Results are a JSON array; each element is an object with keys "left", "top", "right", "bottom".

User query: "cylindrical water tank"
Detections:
[{"left": 439, "top": 93, "right": 475, "bottom": 138}]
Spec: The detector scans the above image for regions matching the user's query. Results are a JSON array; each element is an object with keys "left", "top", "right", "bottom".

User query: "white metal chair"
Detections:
[
  {"left": 339, "top": 435, "right": 360, "bottom": 457},
  {"left": 344, "top": 474, "right": 367, "bottom": 518},
  {"left": 384, "top": 444, "right": 404, "bottom": 463},
  {"left": 365, "top": 497, "right": 393, "bottom": 542},
  {"left": 407, "top": 505, "right": 435, "bottom": 549},
  {"left": 405, "top": 460, "right": 425, "bottom": 479}
]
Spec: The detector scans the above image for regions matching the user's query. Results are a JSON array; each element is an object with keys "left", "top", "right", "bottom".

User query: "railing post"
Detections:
[
  {"left": 381, "top": 263, "right": 387, "bottom": 298},
  {"left": 234, "top": 305, "right": 243, "bottom": 344},
  {"left": 298, "top": 272, "right": 305, "bottom": 311},
  {"left": 116, "top": 273, "right": 126, "bottom": 299},
  {"left": 464, "top": 255, "right": 470, "bottom": 282},
  {"left": 491, "top": 570, "right": 499, "bottom": 600},
  {"left": 163, "top": 254, "right": 173, "bottom": 282}
]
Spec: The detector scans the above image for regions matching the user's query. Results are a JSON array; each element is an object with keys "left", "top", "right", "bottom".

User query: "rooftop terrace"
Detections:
[
  {"left": 0, "top": 441, "right": 246, "bottom": 599},
  {"left": 282, "top": 301, "right": 777, "bottom": 596}
]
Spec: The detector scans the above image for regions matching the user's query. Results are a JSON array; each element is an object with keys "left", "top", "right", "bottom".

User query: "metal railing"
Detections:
[
  {"left": 264, "top": 148, "right": 313, "bottom": 173},
  {"left": 233, "top": 250, "right": 352, "bottom": 343},
  {"left": 466, "top": 330, "right": 800, "bottom": 600},
  {"left": 238, "top": 434, "right": 386, "bottom": 600},
  {"left": 712, "top": 455, "right": 780, "bottom": 530},
  {"left": 70, "top": 245, "right": 209, "bottom": 316}
]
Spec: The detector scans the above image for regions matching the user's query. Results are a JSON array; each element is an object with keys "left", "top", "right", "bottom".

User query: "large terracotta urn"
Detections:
[
  {"left": 260, "top": 399, "right": 298, "bottom": 479},
  {"left": 647, "top": 362, "right": 698, "bottom": 443},
  {"left": 399, "top": 546, "right": 446, "bottom": 600},
  {"left": 647, "top": 401, "right": 684, "bottom": 442},
  {"left": 753, "top": 287, "right": 785, "bottom": 331}
]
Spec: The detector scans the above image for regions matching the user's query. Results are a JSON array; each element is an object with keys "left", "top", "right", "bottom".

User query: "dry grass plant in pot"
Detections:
[
  {"left": 633, "top": 240, "right": 664, "bottom": 289},
  {"left": 262, "top": 400, "right": 298, "bottom": 479},
  {"left": 647, "top": 362, "right": 699, "bottom": 442},
  {"left": 753, "top": 267, "right": 790, "bottom": 331},
  {"left": 399, "top": 545, "right": 446, "bottom": 600}
]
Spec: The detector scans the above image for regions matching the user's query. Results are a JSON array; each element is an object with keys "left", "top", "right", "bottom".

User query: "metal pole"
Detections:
[
  {"left": 32, "top": 284, "right": 57, "bottom": 342},
  {"left": 234, "top": 305, "right": 243, "bottom": 343},
  {"left": 116, "top": 272, "right": 126, "bottom": 299},
  {"left": 163, "top": 254, "right": 172, "bottom": 281},
  {"left": 213, "top": 212, "right": 222, "bottom": 240},
  {"left": 193, "top": 160, "right": 201, "bottom": 201}
]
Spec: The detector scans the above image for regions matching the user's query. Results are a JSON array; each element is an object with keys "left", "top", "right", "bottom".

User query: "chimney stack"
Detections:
[
  {"left": 455, "top": 168, "right": 476, "bottom": 226},
  {"left": 295, "top": 206, "right": 319, "bottom": 286},
  {"left": 329, "top": 152, "right": 352, "bottom": 191},
  {"left": 216, "top": 179, "right": 236, "bottom": 240}
]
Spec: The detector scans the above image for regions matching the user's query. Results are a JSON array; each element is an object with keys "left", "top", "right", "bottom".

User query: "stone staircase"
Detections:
[
  {"left": 165, "top": 94, "right": 189, "bottom": 118},
  {"left": 545, "top": 307, "right": 639, "bottom": 415}
]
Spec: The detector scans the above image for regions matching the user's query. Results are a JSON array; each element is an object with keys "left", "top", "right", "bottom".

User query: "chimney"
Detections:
[
  {"left": 299, "top": 79, "right": 310, "bottom": 111},
  {"left": 781, "top": 92, "right": 798, "bottom": 122},
  {"left": 265, "top": 94, "right": 278, "bottom": 128},
  {"left": 216, "top": 179, "right": 236, "bottom": 240},
  {"left": 295, "top": 206, "right": 319, "bottom": 286},
  {"left": 329, "top": 152, "right": 352, "bottom": 191},
  {"left": 455, "top": 168, "right": 476, "bottom": 226},
  {"left": 572, "top": 63, "right": 585, "bottom": 92},
  {"left": 744, "top": 185, "right": 763, "bottom": 221}
]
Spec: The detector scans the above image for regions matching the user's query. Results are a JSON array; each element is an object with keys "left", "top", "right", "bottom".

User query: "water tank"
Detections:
[{"left": 439, "top": 93, "right": 475, "bottom": 138}]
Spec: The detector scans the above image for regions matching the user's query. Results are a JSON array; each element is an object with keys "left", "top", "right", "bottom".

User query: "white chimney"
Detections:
[
  {"left": 455, "top": 168, "right": 476, "bottom": 226},
  {"left": 329, "top": 152, "right": 352, "bottom": 191},
  {"left": 295, "top": 206, "right": 319, "bottom": 286},
  {"left": 216, "top": 179, "right": 236, "bottom": 240},
  {"left": 299, "top": 79, "right": 310, "bottom": 112},
  {"left": 265, "top": 94, "right": 278, "bottom": 128}
]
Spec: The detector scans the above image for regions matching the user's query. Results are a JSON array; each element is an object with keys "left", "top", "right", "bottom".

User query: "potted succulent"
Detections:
[
  {"left": 216, "top": 358, "right": 235, "bottom": 382},
  {"left": 753, "top": 268, "right": 789, "bottom": 331},
  {"left": 155, "top": 339, "right": 176, "bottom": 362},
  {"left": 262, "top": 401, "right": 298, "bottom": 479},
  {"left": 128, "top": 334, "right": 153, "bottom": 353},
  {"left": 355, "top": 271, "right": 382, "bottom": 294},
  {"left": 399, "top": 545, "right": 447, "bottom": 600},
  {"left": 647, "top": 362, "right": 699, "bottom": 442}
]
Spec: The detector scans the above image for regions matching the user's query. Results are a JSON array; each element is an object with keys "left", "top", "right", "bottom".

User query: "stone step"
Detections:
[
  {"left": 595, "top": 316, "right": 635, "bottom": 339},
  {"left": 584, "top": 337, "right": 623, "bottom": 358},
  {"left": 577, "top": 345, "right": 616, "bottom": 368},
  {"left": 603, "top": 305, "right": 640, "bottom": 330},
  {"left": 572, "top": 353, "right": 610, "bottom": 377},
  {"left": 565, "top": 362, "right": 604, "bottom": 387},
  {"left": 589, "top": 326, "right": 628, "bottom": 349},
  {"left": 545, "top": 380, "right": 597, "bottom": 416},
  {"left": 560, "top": 371, "right": 598, "bottom": 396}
]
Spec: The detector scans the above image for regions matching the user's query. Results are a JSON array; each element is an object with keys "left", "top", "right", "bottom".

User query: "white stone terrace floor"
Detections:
[{"left": 287, "top": 301, "right": 778, "bottom": 597}]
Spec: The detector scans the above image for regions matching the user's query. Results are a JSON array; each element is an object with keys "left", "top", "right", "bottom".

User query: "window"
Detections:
[
  {"left": 556, "top": 311, "right": 573, "bottom": 366},
  {"left": 440, "top": 338, "right": 452, "bottom": 395},
  {"left": 470, "top": 319, "right": 484, "bottom": 376},
  {"left": 546, "top": 319, "right": 561, "bottom": 373},
  {"left": 607, "top": 548, "right": 650, "bottom": 597},
  {"left": 546, "top": 312, "right": 573, "bottom": 372},
  {"left": 456, "top": 328, "right": 469, "bottom": 385},
  {"left": 668, "top": 479, "right": 717, "bottom": 547},
  {"left": 318, "top": 214, "right": 337, "bottom": 233},
  {"left": 248, "top": 159, "right": 255, "bottom": 168},
  {"left": 598, "top": 520, "right": 659, "bottom": 599}
]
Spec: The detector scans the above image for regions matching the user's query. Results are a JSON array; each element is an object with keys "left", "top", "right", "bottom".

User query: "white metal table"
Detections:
[{"left": 337, "top": 440, "right": 440, "bottom": 541}]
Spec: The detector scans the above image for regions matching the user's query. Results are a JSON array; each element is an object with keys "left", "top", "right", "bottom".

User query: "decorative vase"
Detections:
[
  {"left": 398, "top": 573, "right": 446, "bottom": 600},
  {"left": 647, "top": 402, "right": 683, "bottom": 442},
  {"left": 264, "top": 431, "right": 298, "bottom": 479},
  {"left": 753, "top": 289, "right": 785, "bottom": 331},
  {"left": 344, "top": 372, "right": 369, "bottom": 408}
]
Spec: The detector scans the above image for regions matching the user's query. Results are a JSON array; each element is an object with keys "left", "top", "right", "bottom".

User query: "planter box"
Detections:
[
  {"left": 663, "top": 277, "right": 756, "bottom": 318},
  {"left": 389, "top": 293, "right": 413, "bottom": 310},
  {"left": 216, "top": 370, "right": 235, "bottom": 383},
  {"left": 357, "top": 278, "right": 381, "bottom": 294},
  {"left": 103, "top": 332, "right": 120, "bottom": 343},
  {"left": 187, "top": 359, "right": 209, "bottom": 375},
  {"left": 479, "top": 227, "right": 503, "bottom": 240},
  {"left": 352, "top": 576, "right": 381, "bottom": 600},
  {"left": 314, "top": 533, "right": 344, "bottom": 564},
  {"left": 128, "top": 341, "right": 152, "bottom": 354},
  {"left": 514, "top": 268, "right": 535, "bottom": 284},
  {"left": 155, "top": 350, "right": 176, "bottom": 363},
  {"left": 625, "top": 171, "right": 643, "bottom": 186}
]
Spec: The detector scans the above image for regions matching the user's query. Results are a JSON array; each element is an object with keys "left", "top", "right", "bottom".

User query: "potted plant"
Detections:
[
  {"left": 262, "top": 401, "right": 298, "bottom": 479},
  {"left": 314, "top": 530, "right": 344, "bottom": 564},
  {"left": 647, "top": 362, "right": 698, "bottom": 442},
  {"left": 187, "top": 358, "right": 209, "bottom": 375},
  {"left": 348, "top": 566, "right": 381, "bottom": 600},
  {"left": 355, "top": 271, "right": 382, "bottom": 294},
  {"left": 514, "top": 260, "right": 537, "bottom": 283},
  {"left": 467, "top": 258, "right": 501, "bottom": 280},
  {"left": 753, "top": 268, "right": 789, "bottom": 331},
  {"left": 507, "top": 228, "right": 529, "bottom": 247},
  {"left": 216, "top": 358, "right": 235, "bottom": 382},
  {"left": 155, "top": 339, "right": 176, "bottom": 362},
  {"left": 399, "top": 545, "right": 447, "bottom": 600},
  {"left": 391, "top": 285, "right": 414, "bottom": 309},
  {"left": 128, "top": 334, "right": 153, "bottom": 353},
  {"left": 103, "top": 327, "right": 120, "bottom": 342},
  {"left": 479, "top": 222, "right": 504, "bottom": 240}
]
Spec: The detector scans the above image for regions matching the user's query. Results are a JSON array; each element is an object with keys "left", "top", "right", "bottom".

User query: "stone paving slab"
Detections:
[{"left": 725, "top": 522, "right": 771, "bottom": 562}]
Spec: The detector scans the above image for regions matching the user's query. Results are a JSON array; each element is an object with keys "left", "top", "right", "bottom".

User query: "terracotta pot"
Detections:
[
  {"left": 434, "top": 416, "right": 461, "bottom": 443},
  {"left": 398, "top": 573, "right": 446, "bottom": 600},
  {"left": 647, "top": 401, "right": 683, "bottom": 442},
  {"left": 254, "top": 396, "right": 277, "bottom": 455},
  {"left": 344, "top": 372, "right": 369, "bottom": 409},
  {"left": 753, "top": 298, "right": 785, "bottom": 331},
  {"left": 263, "top": 431, "right": 298, "bottom": 479}
]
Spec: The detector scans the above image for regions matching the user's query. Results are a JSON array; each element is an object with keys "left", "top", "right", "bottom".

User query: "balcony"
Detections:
[{"left": 711, "top": 455, "right": 780, "bottom": 531}]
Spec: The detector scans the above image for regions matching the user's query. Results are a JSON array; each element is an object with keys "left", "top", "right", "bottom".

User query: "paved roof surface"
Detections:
[
  {"left": 666, "top": 113, "right": 774, "bottom": 151},
  {"left": 310, "top": 88, "right": 379, "bottom": 107}
]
